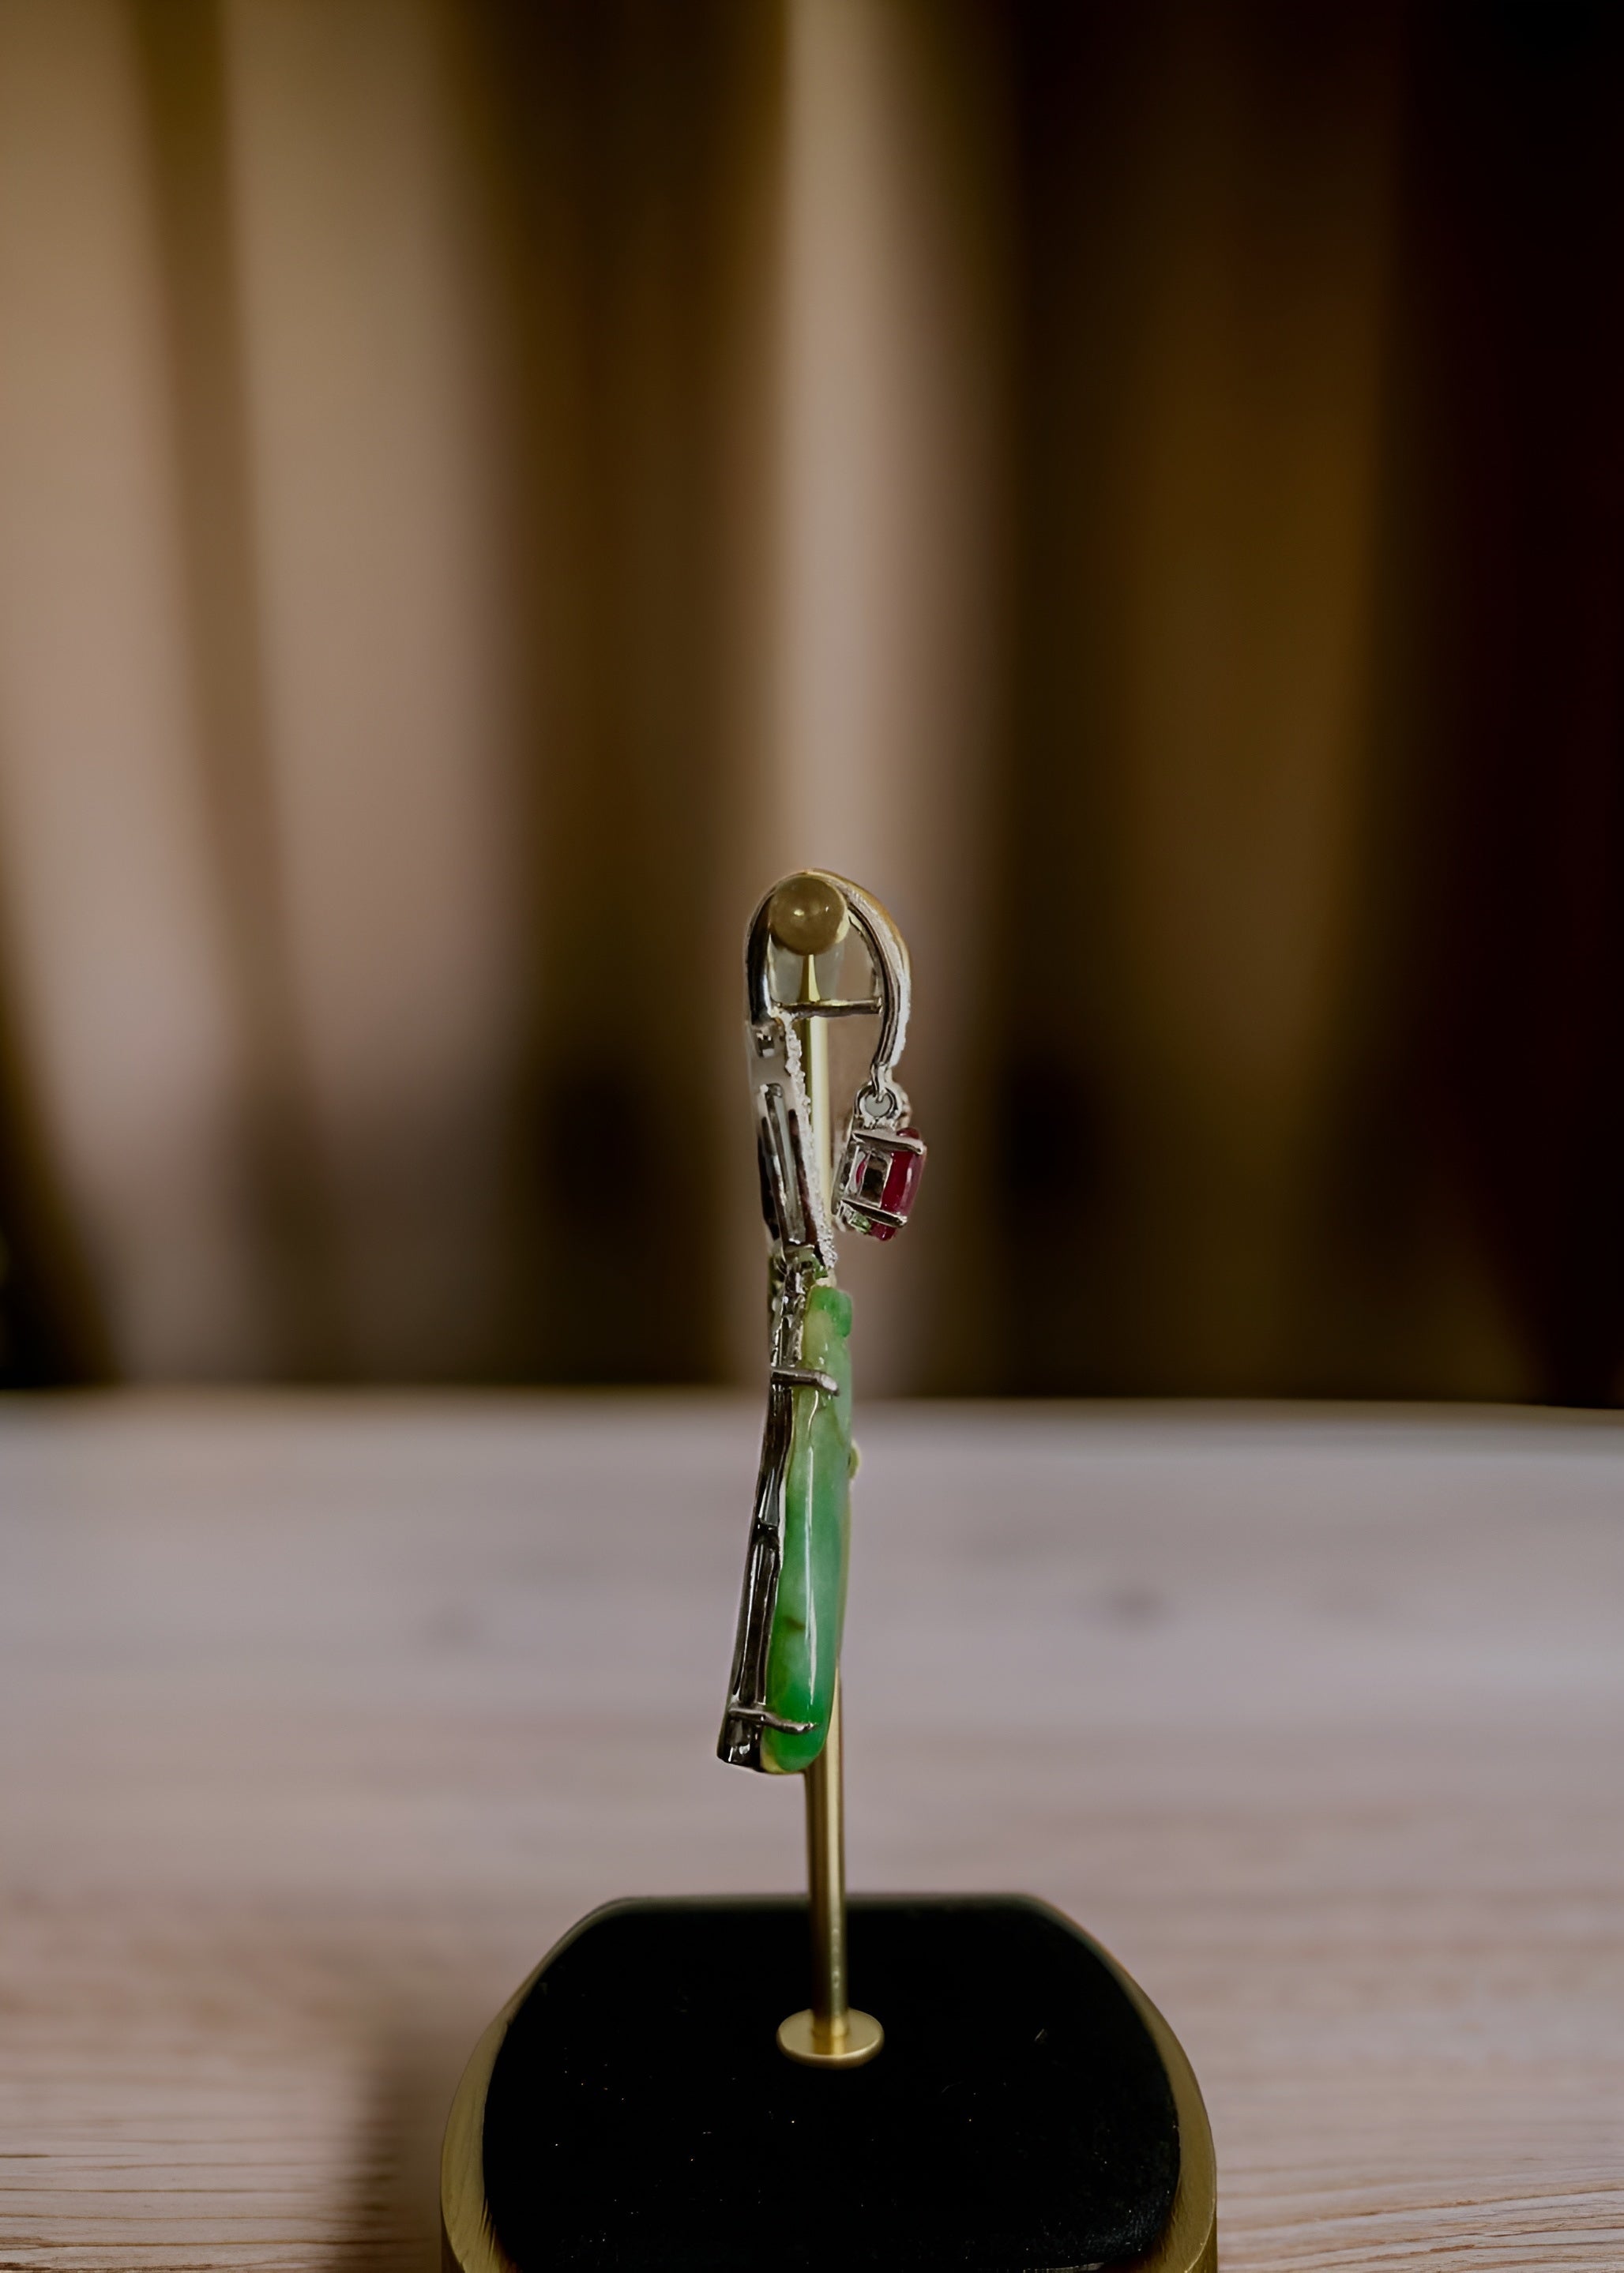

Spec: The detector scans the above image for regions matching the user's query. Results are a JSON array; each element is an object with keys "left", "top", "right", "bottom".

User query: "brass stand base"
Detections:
[
  {"left": 776, "top": 2004, "right": 885, "bottom": 2068},
  {"left": 442, "top": 1896, "right": 1216, "bottom": 2273}
]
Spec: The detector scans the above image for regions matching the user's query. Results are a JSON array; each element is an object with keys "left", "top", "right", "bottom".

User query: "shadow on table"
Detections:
[{"left": 328, "top": 2022, "right": 471, "bottom": 2273}]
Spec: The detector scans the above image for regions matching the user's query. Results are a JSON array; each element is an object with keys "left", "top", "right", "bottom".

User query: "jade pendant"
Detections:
[{"left": 761, "top": 1283, "right": 854, "bottom": 1775}]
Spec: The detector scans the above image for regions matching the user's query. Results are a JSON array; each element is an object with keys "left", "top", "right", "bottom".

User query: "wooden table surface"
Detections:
[{"left": 2, "top": 1396, "right": 1621, "bottom": 2270}]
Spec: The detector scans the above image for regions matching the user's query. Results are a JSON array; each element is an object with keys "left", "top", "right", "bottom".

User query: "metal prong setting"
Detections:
[{"left": 772, "top": 1365, "right": 840, "bottom": 1396}]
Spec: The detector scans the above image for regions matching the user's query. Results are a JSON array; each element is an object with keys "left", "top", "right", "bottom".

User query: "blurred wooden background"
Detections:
[{"left": 0, "top": 0, "right": 1621, "bottom": 1401}]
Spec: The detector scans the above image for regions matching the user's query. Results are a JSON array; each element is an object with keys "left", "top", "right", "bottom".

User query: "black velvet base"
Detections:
[{"left": 481, "top": 1895, "right": 1179, "bottom": 2272}]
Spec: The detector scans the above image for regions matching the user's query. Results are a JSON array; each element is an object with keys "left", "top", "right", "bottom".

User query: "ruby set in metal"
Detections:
[{"left": 837, "top": 1121, "right": 926, "bottom": 1239}]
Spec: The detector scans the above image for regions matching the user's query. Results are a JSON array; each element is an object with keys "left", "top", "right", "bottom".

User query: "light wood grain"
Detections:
[{"left": 1, "top": 1396, "right": 1621, "bottom": 2269}]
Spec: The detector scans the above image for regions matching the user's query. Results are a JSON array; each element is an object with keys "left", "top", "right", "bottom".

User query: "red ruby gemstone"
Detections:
[
  {"left": 840, "top": 1125, "right": 926, "bottom": 1237},
  {"left": 878, "top": 1129, "right": 924, "bottom": 1220}
]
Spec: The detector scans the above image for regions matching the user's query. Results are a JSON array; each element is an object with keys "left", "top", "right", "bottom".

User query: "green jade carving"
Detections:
[{"left": 762, "top": 1282, "right": 856, "bottom": 1775}]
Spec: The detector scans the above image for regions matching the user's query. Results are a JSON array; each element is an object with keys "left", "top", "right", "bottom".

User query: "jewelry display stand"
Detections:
[{"left": 442, "top": 874, "right": 1216, "bottom": 2273}]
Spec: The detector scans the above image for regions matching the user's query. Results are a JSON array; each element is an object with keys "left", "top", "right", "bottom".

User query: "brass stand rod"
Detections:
[
  {"left": 799, "top": 952, "right": 849, "bottom": 2045},
  {"left": 804, "top": 1674, "right": 848, "bottom": 2034},
  {"left": 774, "top": 889, "right": 883, "bottom": 2069}
]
